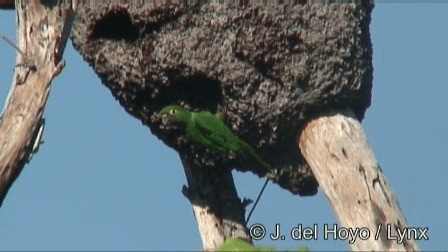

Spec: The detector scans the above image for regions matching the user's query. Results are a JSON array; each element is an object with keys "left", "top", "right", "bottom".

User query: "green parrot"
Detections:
[
  {"left": 159, "top": 105, "right": 271, "bottom": 171},
  {"left": 159, "top": 105, "right": 271, "bottom": 223},
  {"left": 218, "top": 238, "right": 309, "bottom": 252},
  {"left": 218, "top": 238, "right": 274, "bottom": 252}
]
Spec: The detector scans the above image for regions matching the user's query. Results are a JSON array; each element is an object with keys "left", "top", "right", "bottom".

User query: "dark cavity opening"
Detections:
[
  {"left": 91, "top": 10, "right": 138, "bottom": 42},
  {"left": 41, "top": 0, "right": 58, "bottom": 8},
  {"left": 171, "top": 75, "right": 223, "bottom": 113}
]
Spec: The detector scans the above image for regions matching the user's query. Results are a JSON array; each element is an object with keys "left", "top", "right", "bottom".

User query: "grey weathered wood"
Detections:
[
  {"left": 298, "top": 108, "right": 419, "bottom": 251},
  {"left": 180, "top": 156, "right": 249, "bottom": 251},
  {"left": 0, "top": 1, "right": 74, "bottom": 207}
]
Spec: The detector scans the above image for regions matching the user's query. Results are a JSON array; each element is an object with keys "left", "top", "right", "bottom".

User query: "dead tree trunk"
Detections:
[
  {"left": 0, "top": 1, "right": 75, "bottom": 207},
  {"left": 180, "top": 156, "right": 249, "bottom": 251},
  {"left": 298, "top": 108, "right": 420, "bottom": 251}
]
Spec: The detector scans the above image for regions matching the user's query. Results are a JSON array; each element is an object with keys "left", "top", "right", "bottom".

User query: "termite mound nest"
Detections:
[{"left": 71, "top": 2, "right": 373, "bottom": 196}]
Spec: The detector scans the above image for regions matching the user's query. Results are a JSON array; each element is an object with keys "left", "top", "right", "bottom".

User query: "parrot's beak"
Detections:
[{"left": 160, "top": 113, "right": 173, "bottom": 126}]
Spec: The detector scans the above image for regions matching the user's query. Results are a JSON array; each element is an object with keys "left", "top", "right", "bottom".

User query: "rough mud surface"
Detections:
[{"left": 71, "top": 2, "right": 373, "bottom": 196}]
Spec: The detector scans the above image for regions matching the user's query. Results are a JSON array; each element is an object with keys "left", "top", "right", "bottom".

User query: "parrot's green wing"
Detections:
[{"left": 193, "top": 112, "right": 240, "bottom": 152}]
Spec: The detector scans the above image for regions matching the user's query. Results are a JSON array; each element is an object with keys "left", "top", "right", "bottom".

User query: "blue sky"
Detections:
[{"left": 0, "top": 3, "right": 447, "bottom": 251}]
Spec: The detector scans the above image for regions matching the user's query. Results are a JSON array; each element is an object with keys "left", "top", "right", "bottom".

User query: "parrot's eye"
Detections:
[{"left": 169, "top": 109, "right": 177, "bottom": 115}]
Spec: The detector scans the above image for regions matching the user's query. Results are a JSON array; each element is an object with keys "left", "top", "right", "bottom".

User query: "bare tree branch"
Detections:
[
  {"left": 180, "top": 155, "right": 249, "bottom": 251},
  {"left": 298, "top": 108, "right": 420, "bottom": 251},
  {"left": 0, "top": 1, "right": 75, "bottom": 207}
]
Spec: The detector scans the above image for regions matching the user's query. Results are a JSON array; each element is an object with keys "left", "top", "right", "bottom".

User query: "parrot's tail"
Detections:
[
  {"left": 238, "top": 140, "right": 271, "bottom": 224},
  {"left": 239, "top": 140, "right": 271, "bottom": 171}
]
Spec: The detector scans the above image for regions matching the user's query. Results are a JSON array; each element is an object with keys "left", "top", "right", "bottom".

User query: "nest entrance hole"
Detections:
[
  {"left": 91, "top": 10, "right": 139, "bottom": 42},
  {"left": 171, "top": 74, "right": 224, "bottom": 113}
]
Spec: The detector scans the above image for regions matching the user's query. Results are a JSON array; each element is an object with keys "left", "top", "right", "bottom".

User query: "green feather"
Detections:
[
  {"left": 218, "top": 238, "right": 309, "bottom": 252},
  {"left": 159, "top": 105, "right": 271, "bottom": 171},
  {"left": 218, "top": 238, "right": 274, "bottom": 252}
]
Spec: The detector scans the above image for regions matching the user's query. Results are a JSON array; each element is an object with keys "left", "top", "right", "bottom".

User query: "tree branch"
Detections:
[
  {"left": 298, "top": 108, "right": 419, "bottom": 251},
  {"left": 0, "top": 1, "right": 74, "bottom": 207},
  {"left": 180, "top": 155, "right": 249, "bottom": 251}
]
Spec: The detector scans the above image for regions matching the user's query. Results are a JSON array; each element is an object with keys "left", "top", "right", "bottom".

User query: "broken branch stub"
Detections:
[{"left": 299, "top": 108, "right": 420, "bottom": 251}]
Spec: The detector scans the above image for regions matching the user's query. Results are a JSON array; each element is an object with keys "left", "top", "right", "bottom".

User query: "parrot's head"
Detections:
[{"left": 159, "top": 105, "right": 190, "bottom": 125}]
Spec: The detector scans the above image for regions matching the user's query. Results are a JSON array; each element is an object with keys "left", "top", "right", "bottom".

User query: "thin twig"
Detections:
[
  {"left": 245, "top": 178, "right": 269, "bottom": 224},
  {"left": 0, "top": 33, "right": 36, "bottom": 69}
]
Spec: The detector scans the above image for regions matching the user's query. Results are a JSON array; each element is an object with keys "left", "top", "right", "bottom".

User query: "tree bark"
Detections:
[
  {"left": 0, "top": 1, "right": 75, "bottom": 207},
  {"left": 180, "top": 155, "right": 249, "bottom": 251},
  {"left": 298, "top": 108, "right": 419, "bottom": 251}
]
